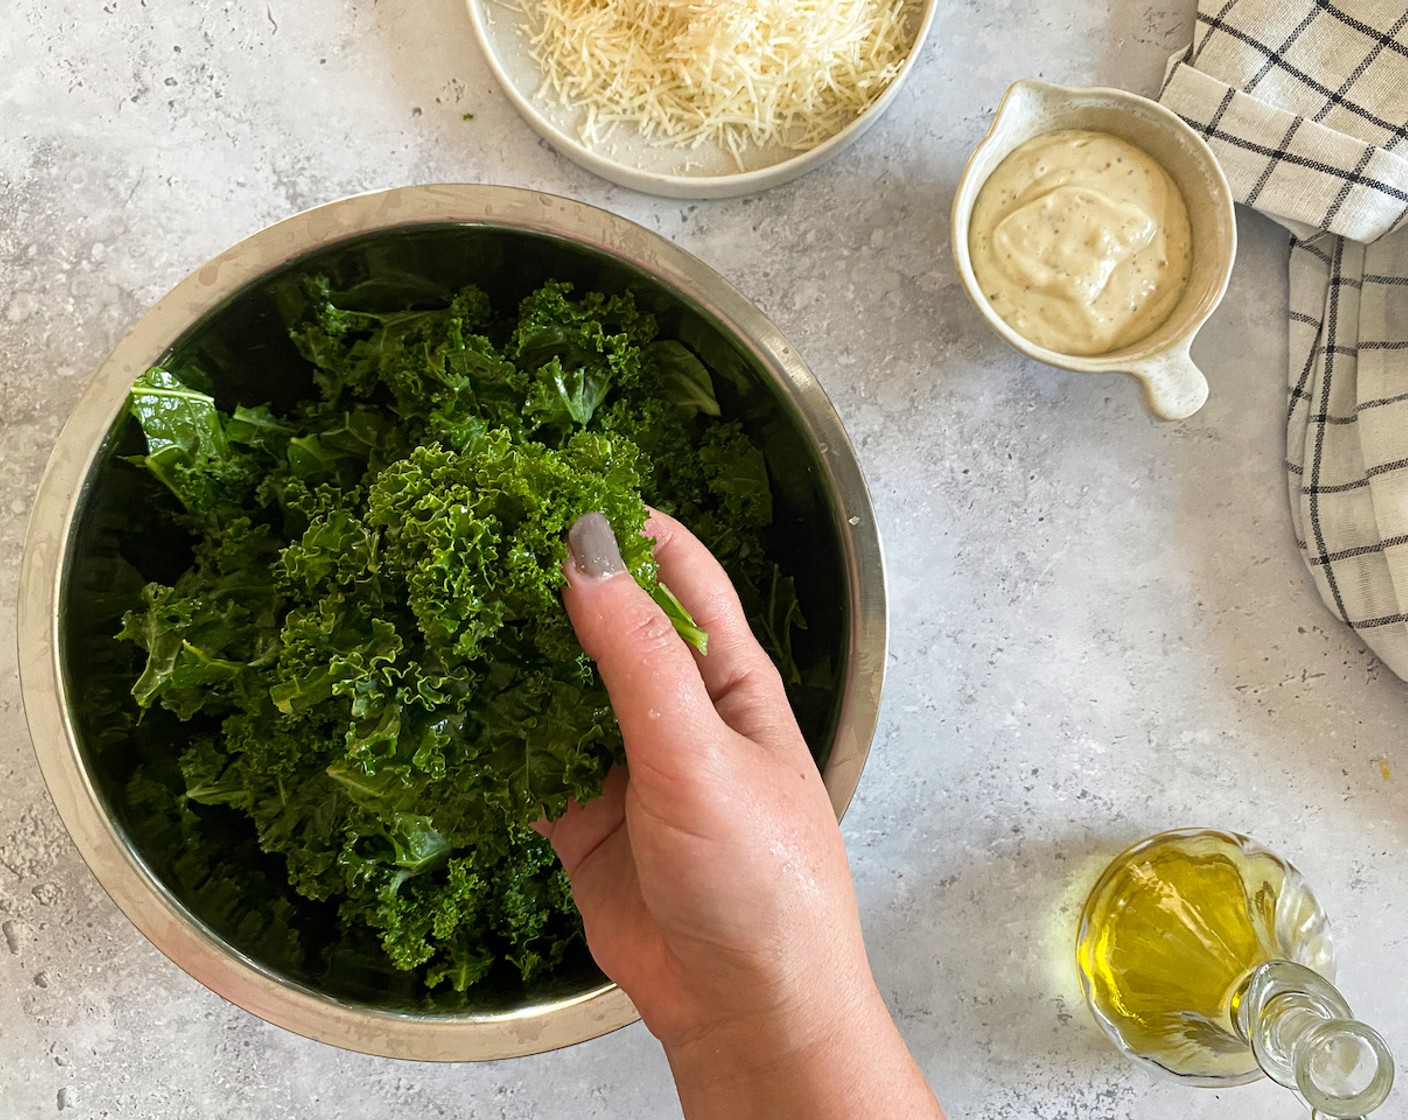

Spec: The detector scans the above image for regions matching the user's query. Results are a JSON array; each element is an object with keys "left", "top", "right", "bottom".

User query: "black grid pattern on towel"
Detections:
[
  {"left": 1161, "top": 0, "right": 1408, "bottom": 244},
  {"left": 1286, "top": 228, "right": 1408, "bottom": 636},
  {"left": 1162, "top": 1, "right": 1408, "bottom": 671}
]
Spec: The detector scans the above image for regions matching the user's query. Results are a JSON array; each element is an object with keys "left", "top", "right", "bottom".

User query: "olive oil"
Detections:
[
  {"left": 1076, "top": 829, "right": 1394, "bottom": 1116},
  {"left": 1076, "top": 829, "right": 1334, "bottom": 1084}
]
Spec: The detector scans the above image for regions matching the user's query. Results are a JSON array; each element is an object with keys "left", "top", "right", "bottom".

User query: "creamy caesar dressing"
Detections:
[{"left": 969, "top": 129, "right": 1193, "bottom": 356}]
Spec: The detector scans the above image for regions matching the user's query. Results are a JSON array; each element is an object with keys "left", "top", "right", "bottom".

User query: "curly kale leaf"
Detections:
[
  {"left": 124, "top": 368, "right": 266, "bottom": 520},
  {"left": 645, "top": 341, "right": 721, "bottom": 418},
  {"left": 126, "top": 770, "right": 306, "bottom": 973},
  {"left": 118, "top": 517, "right": 283, "bottom": 718},
  {"left": 115, "top": 278, "right": 800, "bottom": 995}
]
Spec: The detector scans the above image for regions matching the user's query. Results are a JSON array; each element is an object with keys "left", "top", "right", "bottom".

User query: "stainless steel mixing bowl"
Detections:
[{"left": 17, "top": 185, "right": 886, "bottom": 1061}]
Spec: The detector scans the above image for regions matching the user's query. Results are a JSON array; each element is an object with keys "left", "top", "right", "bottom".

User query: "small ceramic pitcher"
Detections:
[{"left": 951, "top": 80, "right": 1237, "bottom": 421}]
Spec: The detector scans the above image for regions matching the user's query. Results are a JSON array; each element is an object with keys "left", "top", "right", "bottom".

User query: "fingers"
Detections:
[
  {"left": 562, "top": 513, "right": 726, "bottom": 774},
  {"left": 644, "top": 510, "right": 799, "bottom": 750},
  {"left": 534, "top": 765, "right": 628, "bottom": 876}
]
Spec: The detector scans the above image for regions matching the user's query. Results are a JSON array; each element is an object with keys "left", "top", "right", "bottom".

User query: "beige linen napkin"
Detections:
[{"left": 1161, "top": 0, "right": 1408, "bottom": 678}]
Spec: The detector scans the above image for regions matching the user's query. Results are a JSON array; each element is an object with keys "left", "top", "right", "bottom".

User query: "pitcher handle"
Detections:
[{"left": 1131, "top": 343, "right": 1209, "bottom": 421}]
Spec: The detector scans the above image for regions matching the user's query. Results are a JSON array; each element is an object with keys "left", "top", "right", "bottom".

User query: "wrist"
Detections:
[
  {"left": 661, "top": 980, "right": 939, "bottom": 1120},
  {"left": 661, "top": 972, "right": 878, "bottom": 1075}
]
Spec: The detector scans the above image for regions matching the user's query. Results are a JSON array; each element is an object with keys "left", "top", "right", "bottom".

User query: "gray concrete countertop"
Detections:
[{"left": 2, "top": 1, "right": 1404, "bottom": 1117}]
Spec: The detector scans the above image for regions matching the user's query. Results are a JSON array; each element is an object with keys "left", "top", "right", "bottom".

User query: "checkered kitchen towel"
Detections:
[{"left": 1161, "top": 0, "right": 1408, "bottom": 679}]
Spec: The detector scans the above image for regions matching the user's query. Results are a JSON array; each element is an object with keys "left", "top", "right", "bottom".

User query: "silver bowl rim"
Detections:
[{"left": 16, "top": 184, "right": 888, "bottom": 1062}]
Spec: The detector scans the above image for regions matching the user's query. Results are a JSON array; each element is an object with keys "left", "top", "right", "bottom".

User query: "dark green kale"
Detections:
[{"left": 115, "top": 277, "right": 797, "bottom": 994}]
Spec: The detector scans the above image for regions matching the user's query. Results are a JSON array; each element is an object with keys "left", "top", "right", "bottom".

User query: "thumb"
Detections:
[{"left": 563, "top": 513, "right": 725, "bottom": 763}]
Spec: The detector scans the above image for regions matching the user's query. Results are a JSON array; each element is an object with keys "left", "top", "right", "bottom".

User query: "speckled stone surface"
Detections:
[{"left": 2, "top": 1, "right": 1405, "bottom": 1117}]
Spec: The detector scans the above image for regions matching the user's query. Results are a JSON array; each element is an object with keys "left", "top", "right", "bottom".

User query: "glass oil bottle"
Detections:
[{"left": 1076, "top": 828, "right": 1394, "bottom": 1117}]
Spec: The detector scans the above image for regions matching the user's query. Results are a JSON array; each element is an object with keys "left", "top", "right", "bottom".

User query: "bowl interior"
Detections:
[
  {"left": 58, "top": 223, "right": 853, "bottom": 1017},
  {"left": 953, "top": 82, "right": 1236, "bottom": 366}
]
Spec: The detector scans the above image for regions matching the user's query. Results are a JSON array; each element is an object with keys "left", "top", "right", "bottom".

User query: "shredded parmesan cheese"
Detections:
[{"left": 521, "top": 0, "right": 917, "bottom": 165}]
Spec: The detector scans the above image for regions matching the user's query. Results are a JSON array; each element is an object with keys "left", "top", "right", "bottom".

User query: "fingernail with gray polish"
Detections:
[{"left": 567, "top": 512, "right": 625, "bottom": 579}]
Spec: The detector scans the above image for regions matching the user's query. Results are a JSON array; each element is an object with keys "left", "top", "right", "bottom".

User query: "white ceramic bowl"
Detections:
[
  {"left": 465, "top": 0, "right": 937, "bottom": 199},
  {"left": 951, "top": 80, "right": 1237, "bottom": 421}
]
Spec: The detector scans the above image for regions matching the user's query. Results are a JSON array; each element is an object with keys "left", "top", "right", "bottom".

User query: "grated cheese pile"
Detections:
[{"left": 522, "top": 0, "right": 916, "bottom": 163}]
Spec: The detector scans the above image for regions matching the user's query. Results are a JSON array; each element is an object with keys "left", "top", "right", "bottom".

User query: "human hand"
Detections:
[{"left": 539, "top": 510, "right": 942, "bottom": 1119}]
